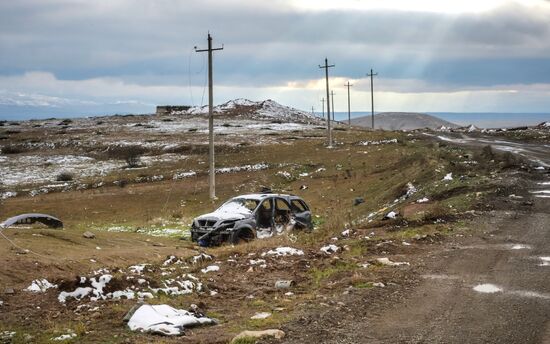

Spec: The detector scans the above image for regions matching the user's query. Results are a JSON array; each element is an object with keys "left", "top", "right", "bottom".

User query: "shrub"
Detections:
[
  {"left": 56, "top": 172, "right": 74, "bottom": 182},
  {"left": 107, "top": 145, "right": 146, "bottom": 168},
  {"left": 1, "top": 144, "right": 26, "bottom": 154}
]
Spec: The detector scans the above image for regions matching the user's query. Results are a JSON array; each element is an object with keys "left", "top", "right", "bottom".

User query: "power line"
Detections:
[
  {"left": 330, "top": 90, "right": 335, "bottom": 122},
  {"left": 367, "top": 68, "right": 378, "bottom": 129},
  {"left": 319, "top": 58, "right": 335, "bottom": 147},
  {"left": 345, "top": 81, "right": 353, "bottom": 127},
  {"left": 195, "top": 33, "right": 224, "bottom": 200}
]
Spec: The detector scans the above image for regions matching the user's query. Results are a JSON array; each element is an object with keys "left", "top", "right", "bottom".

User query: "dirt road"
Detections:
[
  {"left": 275, "top": 143, "right": 550, "bottom": 343},
  {"left": 431, "top": 133, "right": 550, "bottom": 167}
]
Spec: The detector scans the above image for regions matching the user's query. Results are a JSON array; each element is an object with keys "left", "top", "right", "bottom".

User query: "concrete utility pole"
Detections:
[
  {"left": 331, "top": 90, "right": 335, "bottom": 122},
  {"left": 319, "top": 58, "right": 335, "bottom": 147},
  {"left": 345, "top": 81, "right": 353, "bottom": 127},
  {"left": 195, "top": 33, "right": 223, "bottom": 200},
  {"left": 311, "top": 106, "right": 315, "bottom": 117},
  {"left": 367, "top": 68, "right": 377, "bottom": 129},
  {"left": 321, "top": 98, "right": 325, "bottom": 119}
]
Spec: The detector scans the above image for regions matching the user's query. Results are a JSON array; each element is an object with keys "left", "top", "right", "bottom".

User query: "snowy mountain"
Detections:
[{"left": 176, "top": 99, "right": 319, "bottom": 123}]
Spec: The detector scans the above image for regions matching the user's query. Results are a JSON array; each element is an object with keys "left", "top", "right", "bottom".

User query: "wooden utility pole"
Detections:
[
  {"left": 331, "top": 90, "right": 335, "bottom": 122},
  {"left": 321, "top": 98, "right": 325, "bottom": 119},
  {"left": 195, "top": 33, "right": 223, "bottom": 199},
  {"left": 367, "top": 68, "right": 377, "bottom": 129},
  {"left": 345, "top": 81, "right": 353, "bottom": 126},
  {"left": 319, "top": 58, "right": 335, "bottom": 146}
]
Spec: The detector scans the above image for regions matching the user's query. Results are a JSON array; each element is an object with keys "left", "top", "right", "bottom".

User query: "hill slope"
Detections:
[
  {"left": 351, "top": 112, "right": 458, "bottom": 130},
  {"left": 182, "top": 99, "right": 319, "bottom": 123}
]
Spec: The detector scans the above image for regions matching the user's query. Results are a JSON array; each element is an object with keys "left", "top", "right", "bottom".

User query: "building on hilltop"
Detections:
[{"left": 156, "top": 105, "right": 191, "bottom": 115}]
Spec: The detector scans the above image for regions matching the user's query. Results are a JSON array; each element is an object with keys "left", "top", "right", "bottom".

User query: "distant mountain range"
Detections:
[{"left": 351, "top": 112, "right": 459, "bottom": 130}]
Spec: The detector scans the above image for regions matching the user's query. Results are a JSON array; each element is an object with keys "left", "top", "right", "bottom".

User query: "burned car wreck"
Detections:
[{"left": 191, "top": 193, "right": 312, "bottom": 246}]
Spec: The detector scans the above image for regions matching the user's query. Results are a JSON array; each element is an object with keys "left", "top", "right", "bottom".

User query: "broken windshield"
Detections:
[{"left": 216, "top": 198, "right": 260, "bottom": 214}]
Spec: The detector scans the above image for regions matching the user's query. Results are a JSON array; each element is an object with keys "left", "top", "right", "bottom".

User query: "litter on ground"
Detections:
[
  {"left": 261, "top": 247, "right": 304, "bottom": 257},
  {"left": 127, "top": 304, "right": 216, "bottom": 336},
  {"left": 376, "top": 257, "right": 410, "bottom": 266}
]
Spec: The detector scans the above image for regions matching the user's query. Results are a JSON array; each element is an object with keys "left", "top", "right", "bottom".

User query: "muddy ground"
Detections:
[{"left": 0, "top": 114, "right": 549, "bottom": 343}]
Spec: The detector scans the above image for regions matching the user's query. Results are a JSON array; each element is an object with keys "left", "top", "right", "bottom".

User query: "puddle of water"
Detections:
[
  {"left": 538, "top": 182, "right": 550, "bottom": 186},
  {"left": 421, "top": 274, "right": 459, "bottom": 280},
  {"left": 510, "top": 244, "right": 532, "bottom": 250},
  {"left": 535, "top": 195, "right": 550, "bottom": 198},
  {"left": 530, "top": 190, "right": 550, "bottom": 194},
  {"left": 473, "top": 284, "right": 502, "bottom": 293},
  {"left": 540, "top": 257, "right": 550, "bottom": 266},
  {"left": 509, "top": 290, "right": 550, "bottom": 300}
]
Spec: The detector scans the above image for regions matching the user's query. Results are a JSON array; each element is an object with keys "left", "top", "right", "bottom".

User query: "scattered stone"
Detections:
[
  {"left": 353, "top": 197, "right": 365, "bottom": 206},
  {"left": 231, "top": 329, "right": 285, "bottom": 343},
  {"left": 274, "top": 280, "right": 295, "bottom": 289},
  {"left": 82, "top": 231, "right": 95, "bottom": 239}
]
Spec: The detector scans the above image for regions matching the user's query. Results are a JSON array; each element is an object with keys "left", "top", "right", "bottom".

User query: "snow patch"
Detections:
[
  {"left": 25, "top": 279, "right": 57, "bottom": 293},
  {"left": 473, "top": 284, "right": 502, "bottom": 293}
]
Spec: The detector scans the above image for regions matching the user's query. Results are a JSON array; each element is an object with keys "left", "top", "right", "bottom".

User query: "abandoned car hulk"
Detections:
[{"left": 190, "top": 193, "right": 313, "bottom": 246}]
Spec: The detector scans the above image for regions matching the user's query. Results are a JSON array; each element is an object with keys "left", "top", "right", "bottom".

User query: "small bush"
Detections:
[
  {"left": 107, "top": 145, "right": 146, "bottom": 168},
  {"left": 1, "top": 144, "right": 26, "bottom": 154},
  {"left": 56, "top": 172, "right": 74, "bottom": 182}
]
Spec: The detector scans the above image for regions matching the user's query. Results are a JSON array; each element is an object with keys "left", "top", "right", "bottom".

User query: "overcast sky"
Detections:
[{"left": 1, "top": 0, "right": 550, "bottom": 118}]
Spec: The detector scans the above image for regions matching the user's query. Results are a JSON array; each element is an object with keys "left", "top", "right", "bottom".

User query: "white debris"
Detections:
[
  {"left": 385, "top": 211, "right": 398, "bottom": 219},
  {"left": 216, "top": 163, "right": 269, "bottom": 174},
  {"left": 58, "top": 287, "right": 93, "bottom": 303},
  {"left": 127, "top": 304, "right": 215, "bottom": 336},
  {"left": 249, "top": 259, "right": 267, "bottom": 266},
  {"left": 201, "top": 265, "right": 220, "bottom": 273},
  {"left": 443, "top": 173, "right": 453, "bottom": 181},
  {"left": 276, "top": 171, "right": 292, "bottom": 179},
  {"left": 129, "top": 264, "right": 148, "bottom": 274},
  {"left": 52, "top": 332, "right": 77, "bottom": 341},
  {"left": 320, "top": 244, "right": 339, "bottom": 255},
  {"left": 539, "top": 257, "right": 550, "bottom": 266},
  {"left": 402, "top": 241, "right": 411, "bottom": 246},
  {"left": 0, "top": 191, "right": 17, "bottom": 200},
  {"left": 262, "top": 247, "right": 304, "bottom": 257},
  {"left": 341, "top": 229, "right": 350, "bottom": 237},
  {"left": 473, "top": 284, "right": 502, "bottom": 294},
  {"left": 534, "top": 166, "right": 545, "bottom": 170},
  {"left": 25, "top": 279, "right": 57, "bottom": 293},
  {"left": 376, "top": 257, "right": 410, "bottom": 266},
  {"left": 250, "top": 312, "right": 272, "bottom": 320},
  {"left": 372, "top": 282, "right": 385, "bottom": 287},
  {"left": 510, "top": 244, "right": 531, "bottom": 250},
  {"left": 163, "top": 256, "right": 181, "bottom": 266},
  {"left": 358, "top": 138, "right": 398, "bottom": 146},
  {"left": 173, "top": 171, "right": 197, "bottom": 180},
  {"left": 416, "top": 197, "right": 429, "bottom": 203},
  {"left": 405, "top": 182, "right": 417, "bottom": 198}
]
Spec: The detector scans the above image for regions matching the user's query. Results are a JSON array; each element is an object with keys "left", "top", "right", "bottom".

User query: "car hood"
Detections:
[{"left": 196, "top": 210, "right": 252, "bottom": 222}]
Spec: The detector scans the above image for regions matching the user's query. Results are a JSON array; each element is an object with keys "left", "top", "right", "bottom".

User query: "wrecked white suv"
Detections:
[{"left": 190, "top": 193, "right": 313, "bottom": 246}]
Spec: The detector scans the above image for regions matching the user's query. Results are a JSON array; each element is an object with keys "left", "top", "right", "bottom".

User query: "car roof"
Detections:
[{"left": 232, "top": 193, "right": 303, "bottom": 202}]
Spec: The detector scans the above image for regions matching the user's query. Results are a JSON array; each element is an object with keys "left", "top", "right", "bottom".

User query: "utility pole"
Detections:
[
  {"left": 345, "top": 81, "right": 353, "bottom": 127},
  {"left": 367, "top": 68, "right": 377, "bottom": 129},
  {"left": 195, "top": 33, "right": 223, "bottom": 200},
  {"left": 321, "top": 98, "right": 325, "bottom": 119},
  {"left": 331, "top": 90, "right": 335, "bottom": 122},
  {"left": 311, "top": 106, "right": 315, "bottom": 117},
  {"left": 319, "top": 58, "right": 335, "bottom": 146}
]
